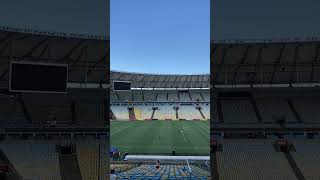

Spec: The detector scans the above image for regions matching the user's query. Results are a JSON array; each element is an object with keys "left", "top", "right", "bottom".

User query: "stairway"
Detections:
[
  {"left": 175, "top": 109, "right": 179, "bottom": 120},
  {"left": 110, "top": 109, "right": 116, "bottom": 120},
  {"left": 17, "top": 95, "right": 31, "bottom": 124},
  {"left": 283, "top": 152, "right": 306, "bottom": 180},
  {"left": 128, "top": 108, "right": 136, "bottom": 121},
  {"left": 116, "top": 92, "right": 120, "bottom": 101},
  {"left": 188, "top": 92, "right": 192, "bottom": 101},
  {"left": 200, "top": 93, "right": 205, "bottom": 101},
  {"left": 216, "top": 99, "right": 224, "bottom": 123},
  {"left": 197, "top": 108, "right": 206, "bottom": 119},
  {"left": 151, "top": 108, "right": 156, "bottom": 119},
  {"left": 0, "top": 150, "right": 23, "bottom": 180},
  {"left": 59, "top": 154, "right": 82, "bottom": 180},
  {"left": 211, "top": 152, "right": 220, "bottom": 180},
  {"left": 249, "top": 96, "right": 263, "bottom": 123},
  {"left": 287, "top": 99, "right": 303, "bottom": 123},
  {"left": 155, "top": 92, "right": 158, "bottom": 101}
]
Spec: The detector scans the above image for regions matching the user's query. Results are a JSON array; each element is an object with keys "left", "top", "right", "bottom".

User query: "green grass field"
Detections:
[{"left": 111, "top": 120, "right": 209, "bottom": 155}]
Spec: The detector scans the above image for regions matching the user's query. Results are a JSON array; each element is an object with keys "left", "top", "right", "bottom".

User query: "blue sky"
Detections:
[
  {"left": 111, "top": 0, "right": 210, "bottom": 74},
  {"left": 1, "top": 0, "right": 317, "bottom": 74}
]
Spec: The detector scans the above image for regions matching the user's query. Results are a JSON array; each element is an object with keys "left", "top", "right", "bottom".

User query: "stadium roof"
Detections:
[
  {"left": 211, "top": 41, "right": 320, "bottom": 85},
  {"left": 0, "top": 26, "right": 109, "bottom": 88},
  {"left": 211, "top": 36, "right": 320, "bottom": 44},
  {"left": 0, "top": 25, "right": 108, "bottom": 40},
  {"left": 111, "top": 71, "right": 209, "bottom": 89}
]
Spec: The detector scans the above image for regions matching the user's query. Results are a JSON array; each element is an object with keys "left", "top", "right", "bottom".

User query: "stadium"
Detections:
[
  {"left": 110, "top": 71, "right": 211, "bottom": 179},
  {"left": 211, "top": 38, "right": 320, "bottom": 180},
  {"left": 0, "top": 25, "right": 109, "bottom": 180},
  {"left": 109, "top": 0, "right": 210, "bottom": 178}
]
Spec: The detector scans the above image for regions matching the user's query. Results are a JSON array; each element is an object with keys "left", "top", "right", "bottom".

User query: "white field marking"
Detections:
[
  {"left": 179, "top": 124, "right": 188, "bottom": 144},
  {"left": 113, "top": 145, "right": 171, "bottom": 148},
  {"left": 180, "top": 123, "right": 201, "bottom": 153},
  {"left": 110, "top": 123, "right": 136, "bottom": 136},
  {"left": 192, "top": 121, "right": 209, "bottom": 139},
  {"left": 181, "top": 132, "right": 188, "bottom": 143},
  {"left": 112, "top": 145, "right": 208, "bottom": 149},
  {"left": 197, "top": 122, "right": 210, "bottom": 131},
  {"left": 180, "top": 128, "right": 195, "bottom": 131}
]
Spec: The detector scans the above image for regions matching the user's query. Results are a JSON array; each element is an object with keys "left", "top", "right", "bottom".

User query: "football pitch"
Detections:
[{"left": 111, "top": 120, "right": 209, "bottom": 155}]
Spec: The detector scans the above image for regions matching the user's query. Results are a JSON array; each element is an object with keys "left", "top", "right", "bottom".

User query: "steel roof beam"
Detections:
[
  {"left": 310, "top": 45, "right": 320, "bottom": 82},
  {"left": 23, "top": 37, "right": 51, "bottom": 57},
  {"left": 63, "top": 39, "right": 87, "bottom": 59},
  {"left": 270, "top": 44, "right": 286, "bottom": 83},
  {"left": 232, "top": 45, "right": 250, "bottom": 83}
]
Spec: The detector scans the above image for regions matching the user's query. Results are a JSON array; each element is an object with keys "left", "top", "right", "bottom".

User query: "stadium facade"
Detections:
[
  {"left": 0, "top": 26, "right": 110, "bottom": 180},
  {"left": 211, "top": 38, "right": 320, "bottom": 180},
  {"left": 110, "top": 71, "right": 211, "bottom": 179},
  {"left": 110, "top": 71, "right": 210, "bottom": 121}
]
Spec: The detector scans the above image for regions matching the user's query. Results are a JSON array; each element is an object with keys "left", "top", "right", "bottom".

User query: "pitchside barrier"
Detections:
[
  {"left": 124, "top": 155, "right": 209, "bottom": 161},
  {"left": 124, "top": 155, "right": 210, "bottom": 175}
]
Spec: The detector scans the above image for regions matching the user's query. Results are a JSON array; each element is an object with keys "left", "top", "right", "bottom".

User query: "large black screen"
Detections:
[
  {"left": 113, "top": 81, "right": 131, "bottom": 91},
  {"left": 10, "top": 62, "right": 68, "bottom": 93}
]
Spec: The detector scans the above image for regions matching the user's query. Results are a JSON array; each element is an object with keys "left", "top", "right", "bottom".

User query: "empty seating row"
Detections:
[
  {"left": 111, "top": 91, "right": 210, "bottom": 102},
  {"left": 0, "top": 142, "right": 61, "bottom": 180},
  {"left": 111, "top": 104, "right": 210, "bottom": 120},
  {"left": 116, "top": 164, "right": 209, "bottom": 179},
  {"left": 216, "top": 140, "right": 297, "bottom": 180}
]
